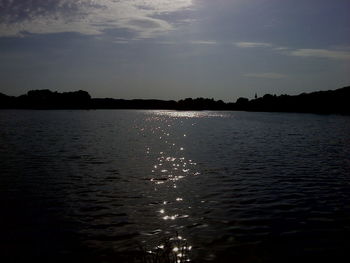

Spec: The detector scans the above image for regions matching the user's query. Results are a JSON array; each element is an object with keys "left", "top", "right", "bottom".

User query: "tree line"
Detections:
[{"left": 0, "top": 86, "right": 349, "bottom": 114}]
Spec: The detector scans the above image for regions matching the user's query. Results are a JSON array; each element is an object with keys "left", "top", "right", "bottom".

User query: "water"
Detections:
[{"left": 1, "top": 110, "right": 350, "bottom": 262}]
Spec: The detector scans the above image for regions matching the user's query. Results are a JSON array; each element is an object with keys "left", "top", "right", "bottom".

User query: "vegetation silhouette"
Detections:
[
  {"left": 0, "top": 89, "right": 91, "bottom": 109},
  {"left": 0, "top": 86, "right": 349, "bottom": 114}
]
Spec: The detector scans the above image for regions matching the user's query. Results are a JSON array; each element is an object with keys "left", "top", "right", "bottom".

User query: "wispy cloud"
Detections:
[
  {"left": 235, "top": 42, "right": 272, "bottom": 48},
  {"left": 113, "top": 40, "right": 130, "bottom": 44},
  {"left": 244, "top": 73, "right": 287, "bottom": 79},
  {"left": 235, "top": 40, "right": 350, "bottom": 61},
  {"left": 0, "top": 0, "right": 194, "bottom": 38},
  {"left": 289, "top": 49, "right": 350, "bottom": 60},
  {"left": 189, "top": 40, "right": 217, "bottom": 45}
]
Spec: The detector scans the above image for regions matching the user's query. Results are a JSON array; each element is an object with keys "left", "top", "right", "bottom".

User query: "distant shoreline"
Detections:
[{"left": 1, "top": 86, "right": 349, "bottom": 115}]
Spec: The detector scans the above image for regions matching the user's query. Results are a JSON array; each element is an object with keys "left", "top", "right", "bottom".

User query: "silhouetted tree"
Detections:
[{"left": 235, "top": 97, "right": 249, "bottom": 109}]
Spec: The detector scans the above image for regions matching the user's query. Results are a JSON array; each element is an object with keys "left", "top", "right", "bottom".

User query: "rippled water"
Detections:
[{"left": 1, "top": 110, "right": 350, "bottom": 262}]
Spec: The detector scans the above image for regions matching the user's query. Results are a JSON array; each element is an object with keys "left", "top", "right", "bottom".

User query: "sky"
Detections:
[{"left": 0, "top": 0, "right": 350, "bottom": 101}]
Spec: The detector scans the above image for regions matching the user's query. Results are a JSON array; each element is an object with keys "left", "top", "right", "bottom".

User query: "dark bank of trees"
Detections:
[
  {"left": 242, "top": 86, "right": 350, "bottom": 114},
  {"left": 0, "top": 86, "right": 350, "bottom": 114},
  {"left": 92, "top": 98, "right": 177, "bottom": 110},
  {"left": 177, "top": 98, "right": 226, "bottom": 110},
  {"left": 0, "top": 89, "right": 91, "bottom": 109}
]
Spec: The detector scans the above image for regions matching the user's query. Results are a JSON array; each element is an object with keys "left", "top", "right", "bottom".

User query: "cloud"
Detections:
[
  {"left": 189, "top": 40, "right": 217, "bottom": 45},
  {"left": 289, "top": 49, "right": 350, "bottom": 60},
  {"left": 0, "top": 0, "right": 194, "bottom": 38},
  {"left": 234, "top": 40, "right": 350, "bottom": 61},
  {"left": 274, "top": 46, "right": 289, "bottom": 51},
  {"left": 244, "top": 73, "right": 287, "bottom": 79},
  {"left": 235, "top": 42, "right": 272, "bottom": 48}
]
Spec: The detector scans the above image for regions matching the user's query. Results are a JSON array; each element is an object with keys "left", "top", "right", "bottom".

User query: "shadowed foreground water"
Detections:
[{"left": 1, "top": 110, "right": 350, "bottom": 262}]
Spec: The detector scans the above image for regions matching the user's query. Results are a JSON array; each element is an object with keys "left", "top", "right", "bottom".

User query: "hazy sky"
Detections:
[{"left": 1, "top": 0, "right": 349, "bottom": 100}]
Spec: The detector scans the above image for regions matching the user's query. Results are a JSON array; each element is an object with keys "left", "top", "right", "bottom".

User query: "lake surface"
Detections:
[{"left": 1, "top": 110, "right": 350, "bottom": 262}]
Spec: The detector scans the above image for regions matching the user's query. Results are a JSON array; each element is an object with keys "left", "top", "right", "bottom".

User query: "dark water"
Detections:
[{"left": 1, "top": 110, "right": 350, "bottom": 262}]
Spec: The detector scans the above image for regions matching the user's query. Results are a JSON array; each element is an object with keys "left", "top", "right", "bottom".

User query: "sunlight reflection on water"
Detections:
[
  {"left": 139, "top": 111, "right": 203, "bottom": 261},
  {"left": 150, "top": 110, "right": 230, "bottom": 118},
  {"left": 148, "top": 233, "right": 192, "bottom": 263}
]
